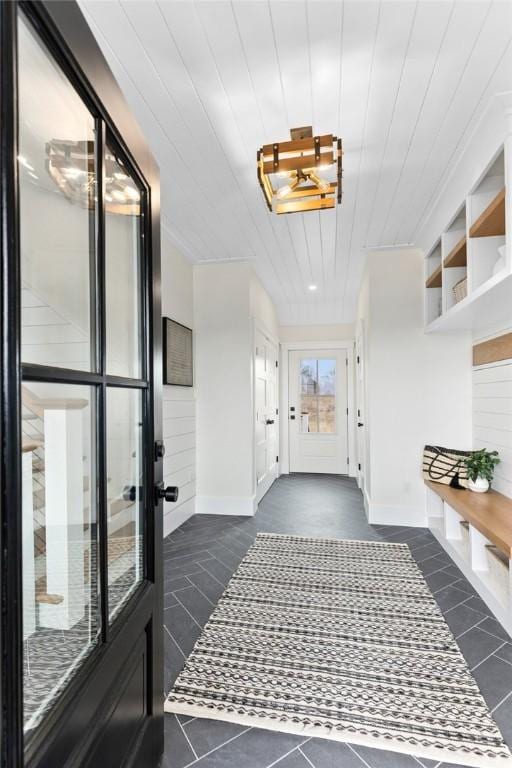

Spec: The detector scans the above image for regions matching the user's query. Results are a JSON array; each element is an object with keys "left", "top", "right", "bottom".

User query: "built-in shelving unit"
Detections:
[
  {"left": 425, "top": 264, "right": 442, "bottom": 288},
  {"left": 424, "top": 147, "right": 510, "bottom": 332},
  {"left": 469, "top": 187, "right": 505, "bottom": 238},
  {"left": 424, "top": 241, "right": 442, "bottom": 324},
  {"left": 443, "top": 235, "right": 466, "bottom": 268},
  {"left": 426, "top": 480, "right": 512, "bottom": 637}
]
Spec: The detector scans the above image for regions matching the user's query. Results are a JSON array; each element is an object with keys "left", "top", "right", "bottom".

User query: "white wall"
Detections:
[
  {"left": 194, "top": 262, "right": 279, "bottom": 516},
  {"left": 279, "top": 324, "right": 354, "bottom": 343},
  {"left": 251, "top": 274, "right": 279, "bottom": 340},
  {"left": 161, "top": 235, "right": 196, "bottom": 536},
  {"left": 357, "top": 249, "right": 473, "bottom": 526},
  {"left": 194, "top": 262, "right": 255, "bottom": 515}
]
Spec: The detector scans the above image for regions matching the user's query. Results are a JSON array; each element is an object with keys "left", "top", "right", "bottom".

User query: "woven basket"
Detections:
[{"left": 453, "top": 276, "right": 467, "bottom": 304}]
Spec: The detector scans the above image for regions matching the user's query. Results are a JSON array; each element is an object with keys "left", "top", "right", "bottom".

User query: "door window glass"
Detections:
[
  {"left": 105, "top": 146, "right": 143, "bottom": 378},
  {"left": 21, "top": 382, "right": 99, "bottom": 735},
  {"left": 106, "top": 388, "right": 144, "bottom": 621},
  {"left": 300, "top": 358, "right": 336, "bottom": 433},
  {"left": 18, "top": 14, "right": 95, "bottom": 372}
]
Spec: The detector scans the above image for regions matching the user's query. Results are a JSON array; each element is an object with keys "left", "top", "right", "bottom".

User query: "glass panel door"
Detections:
[
  {"left": 21, "top": 382, "right": 99, "bottom": 735},
  {"left": 299, "top": 358, "right": 337, "bottom": 433},
  {"left": 16, "top": 7, "right": 149, "bottom": 753},
  {"left": 106, "top": 387, "right": 144, "bottom": 621},
  {"left": 18, "top": 13, "right": 95, "bottom": 373},
  {"left": 105, "top": 143, "right": 143, "bottom": 379}
]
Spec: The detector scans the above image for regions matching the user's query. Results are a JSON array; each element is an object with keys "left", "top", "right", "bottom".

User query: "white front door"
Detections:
[
  {"left": 289, "top": 349, "right": 348, "bottom": 474},
  {"left": 255, "top": 328, "right": 279, "bottom": 502}
]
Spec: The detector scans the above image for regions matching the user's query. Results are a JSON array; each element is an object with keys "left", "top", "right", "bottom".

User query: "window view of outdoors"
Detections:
[{"left": 300, "top": 358, "right": 336, "bottom": 433}]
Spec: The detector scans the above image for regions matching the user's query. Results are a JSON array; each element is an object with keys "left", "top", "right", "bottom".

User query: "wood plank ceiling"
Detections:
[{"left": 80, "top": 0, "right": 512, "bottom": 325}]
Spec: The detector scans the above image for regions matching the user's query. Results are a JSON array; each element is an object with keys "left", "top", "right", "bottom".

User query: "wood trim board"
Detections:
[{"left": 473, "top": 332, "right": 512, "bottom": 365}]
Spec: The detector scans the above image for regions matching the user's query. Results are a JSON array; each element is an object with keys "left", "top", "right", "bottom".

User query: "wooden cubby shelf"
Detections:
[
  {"left": 425, "top": 264, "right": 442, "bottom": 288},
  {"left": 443, "top": 235, "right": 467, "bottom": 268},
  {"left": 426, "top": 480, "right": 512, "bottom": 635},
  {"left": 426, "top": 480, "right": 512, "bottom": 558},
  {"left": 424, "top": 143, "right": 510, "bottom": 333},
  {"left": 469, "top": 187, "right": 506, "bottom": 238}
]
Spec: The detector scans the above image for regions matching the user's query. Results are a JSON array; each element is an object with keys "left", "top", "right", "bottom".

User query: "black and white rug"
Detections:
[{"left": 165, "top": 533, "right": 512, "bottom": 767}]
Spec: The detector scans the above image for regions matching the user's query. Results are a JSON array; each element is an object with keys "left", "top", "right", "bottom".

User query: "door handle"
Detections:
[
  {"left": 357, "top": 422, "right": 364, "bottom": 427},
  {"left": 266, "top": 419, "right": 275, "bottom": 425},
  {"left": 154, "top": 482, "right": 179, "bottom": 504}
]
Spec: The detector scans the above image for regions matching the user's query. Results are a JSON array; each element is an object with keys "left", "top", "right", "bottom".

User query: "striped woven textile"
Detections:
[{"left": 165, "top": 533, "right": 511, "bottom": 767}]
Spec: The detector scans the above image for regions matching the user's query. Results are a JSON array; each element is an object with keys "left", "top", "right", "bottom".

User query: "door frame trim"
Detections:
[
  {"left": 252, "top": 318, "right": 280, "bottom": 505},
  {"left": 280, "top": 341, "right": 356, "bottom": 477}
]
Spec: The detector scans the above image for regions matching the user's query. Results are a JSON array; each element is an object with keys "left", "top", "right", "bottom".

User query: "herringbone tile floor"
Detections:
[{"left": 162, "top": 474, "right": 512, "bottom": 768}]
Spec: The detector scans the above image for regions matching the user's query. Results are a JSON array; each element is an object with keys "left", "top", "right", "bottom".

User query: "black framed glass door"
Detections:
[{"left": 0, "top": 2, "right": 164, "bottom": 766}]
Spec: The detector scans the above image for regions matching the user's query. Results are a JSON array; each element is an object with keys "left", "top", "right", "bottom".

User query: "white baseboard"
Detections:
[
  {"left": 196, "top": 495, "right": 256, "bottom": 517},
  {"left": 163, "top": 497, "right": 195, "bottom": 537},
  {"left": 256, "top": 468, "right": 278, "bottom": 504},
  {"left": 367, "top": 498, "right": 426, "bottom": 528}
]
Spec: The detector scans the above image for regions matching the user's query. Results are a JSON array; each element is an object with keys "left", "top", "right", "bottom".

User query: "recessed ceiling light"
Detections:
[{"left": 308, "top": 284, "right": 317, "bottom": 291}]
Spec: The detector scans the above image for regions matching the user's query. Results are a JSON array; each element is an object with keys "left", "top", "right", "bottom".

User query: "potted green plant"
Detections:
[{"left": 464, "top": 449, "right": 500, "bottom": 493}]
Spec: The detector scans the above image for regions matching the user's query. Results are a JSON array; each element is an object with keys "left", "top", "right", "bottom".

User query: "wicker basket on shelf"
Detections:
[{"left": 453, "top": 276, "right": 467, "bottom": 304}]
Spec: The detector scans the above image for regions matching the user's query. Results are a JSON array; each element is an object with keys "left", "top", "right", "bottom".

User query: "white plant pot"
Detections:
[{"left": 468, "top": 476, "right": 490, "bottom": 493}]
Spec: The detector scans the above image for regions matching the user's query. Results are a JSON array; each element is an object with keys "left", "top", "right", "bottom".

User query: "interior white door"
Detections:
[
  {"left": 255, "top": 328, "right": 279, "bottom": 502},
  {"left": 289, "top": 349, "right": 348, "bottom": 474},
  {"left": 355, "top": 328, "right": 366, "bottom": 493}
]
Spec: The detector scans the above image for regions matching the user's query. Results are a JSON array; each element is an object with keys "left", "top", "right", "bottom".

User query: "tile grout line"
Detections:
[
  {"left": 477, "top": 623, "right": 512, "bottom": 643},
  {"left": 182, "top": 726, "right": 252, "bottom": 768},
  {"left": 263, "top": 738, "right": 311, "bottom": 768},
  {"left": 197, "top": 560, "right": 228, "bottom": 587},
  {"left": 205, "top": 549, "right": 241, "bottom": 572},
  {"left": 163, "top": 624, "right": 187, "bottom": 659},
  {"left": 174, "top": 595, "right": 204, "bottom": 631},
  {"left": 443, "top": 594, "right": 480, "bottom": 615},
  {"left": 491, "top": 687, "right": 512, "bottom": 714},
  {"left": 455, "top": 616, "right": 489, "bottom": 641},
  {"left": 470, "top": 641, "right": 507, "bottom": 672},
  {"left": 495, "top": 649, "right": 512, "bottom": 669},
  {"left": 347, "top": 743, "right": 372, "bottom": 767},
  {"left": 175, "top": 714, "right": 198, "bottom": 762},
  {"left": 297, "top": 746, "right": 315, "bottom": 768},
  {"left": 184, "top": 577, "right": 217, "bottom": 607}
]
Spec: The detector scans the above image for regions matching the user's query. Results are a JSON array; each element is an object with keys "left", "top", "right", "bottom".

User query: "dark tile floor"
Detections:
[{"left": 162, "top": 474, "right": 512, "bottom": 768}]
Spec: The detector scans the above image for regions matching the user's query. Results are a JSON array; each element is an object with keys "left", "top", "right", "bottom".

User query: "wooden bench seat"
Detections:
[{"left": 425, "top": 480, "right": 512, "bottom": 559}]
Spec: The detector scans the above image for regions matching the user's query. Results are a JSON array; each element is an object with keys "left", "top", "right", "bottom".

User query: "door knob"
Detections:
[
  {"left": 154, "top": 482, "right": 179, "bottom": 504},
  {"left": 266, "top": 419, "right": 275, "bottom": 425},
  {"left": 357, "top": 422, "right": 364, "bottom": 427}
]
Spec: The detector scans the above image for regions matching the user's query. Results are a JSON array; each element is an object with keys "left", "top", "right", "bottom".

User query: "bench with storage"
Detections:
[{"left": 426, "top": 479, "right": 512, "bottom": 637}]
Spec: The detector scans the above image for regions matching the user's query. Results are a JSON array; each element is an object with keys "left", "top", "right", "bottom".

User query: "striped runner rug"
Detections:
[{"left": 165, "top": 533, "right": 512, "bottom": 767}]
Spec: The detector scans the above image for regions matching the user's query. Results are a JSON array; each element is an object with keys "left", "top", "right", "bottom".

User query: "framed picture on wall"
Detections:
[{"left": 163, "top": 317, "right": 193, "bottom": 386}]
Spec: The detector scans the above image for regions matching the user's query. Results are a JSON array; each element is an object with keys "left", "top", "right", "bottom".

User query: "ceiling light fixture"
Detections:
[
  {"left": 45, "top": 140, "right": 140, "bottom": 216},
  {"left": 277, "top": 173, "right": 299, "bottom": 198},
  {"left": 257, "top": 126, "right": 342, "bottom": 215},
  {"left": 308, "top": 284, "right": 317, "bottom": 291}
]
